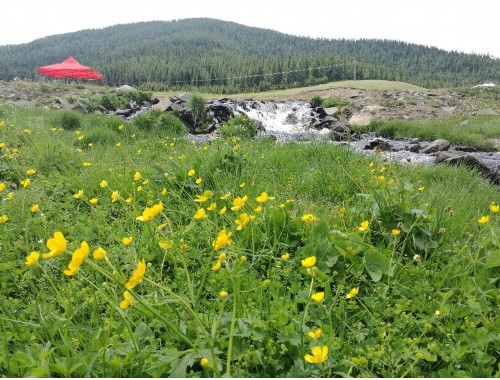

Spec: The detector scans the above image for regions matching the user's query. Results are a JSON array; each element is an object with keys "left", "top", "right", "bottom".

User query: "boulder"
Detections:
[
  {"left": 364, "top": 139, "right": 392, "bottom": 151},
  {"left": 323, "top": 107, "right": 340, "bottom": 117},
  {"left": 152, "top": 98, "right": 173, "bottom": 112},
  {"left": 422, "top": 139, "right": 450, "bottom": 153}
]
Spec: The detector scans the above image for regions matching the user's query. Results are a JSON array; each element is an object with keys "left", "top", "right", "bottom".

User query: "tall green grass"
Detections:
[{"left": 0, "top": 105, "right": 498, "bottom": 377}]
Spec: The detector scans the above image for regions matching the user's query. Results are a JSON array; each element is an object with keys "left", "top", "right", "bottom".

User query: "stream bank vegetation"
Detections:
[{"left": 0, "top": 104, "right": 498, "bottom": 377}]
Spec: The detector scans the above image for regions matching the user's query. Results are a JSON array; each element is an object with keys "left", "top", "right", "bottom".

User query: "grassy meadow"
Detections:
[{"left": 0, "top": 103, "right": 499, "bottom": 377}]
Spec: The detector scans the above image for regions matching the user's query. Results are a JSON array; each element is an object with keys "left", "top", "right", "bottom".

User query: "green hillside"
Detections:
[{"left": 0, "top": 18, "right": 498, "bottom": 93}]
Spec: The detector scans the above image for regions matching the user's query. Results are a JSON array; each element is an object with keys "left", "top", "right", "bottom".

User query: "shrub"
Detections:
[
  {"left": 132, "top": 109, "right": 187, "bottom": 136},
  {"left": 219, "top": 114, "right": 258, "bottom": 139},
  {"left": 57, "top": 110, "right": 82, "bottom": 130},
  {"left": 310, "top": 95, "right": 323, "bottom": 108}
]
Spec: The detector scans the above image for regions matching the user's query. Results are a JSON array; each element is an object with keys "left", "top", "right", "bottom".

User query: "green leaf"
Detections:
[
  {"left": 484, "top": 249, "right": 500, "bottom": 268},
  {"left": 364, "top": 249, "right": 390, "bottom": 282},
  {"left": 0, "top": 262, "right": 16, "bottom": 271}
]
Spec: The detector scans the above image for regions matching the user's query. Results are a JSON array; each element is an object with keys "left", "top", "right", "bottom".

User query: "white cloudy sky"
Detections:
[{"left": 2, "top": 0, "right": 499, "bottom": 58}]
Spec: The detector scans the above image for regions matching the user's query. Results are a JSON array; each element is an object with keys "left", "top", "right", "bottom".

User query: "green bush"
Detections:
[
  {"left": 219, "top": 114, "right": 258, "bottom": 139},
  {"left": 132, "top": 109, "right": 187, "bottom": 136},
  {"left": 57, "top": 110, "right": 82, "bottom": 130},
  {"left": 310, "top": 95, "right": 323, "bottom": 108}
]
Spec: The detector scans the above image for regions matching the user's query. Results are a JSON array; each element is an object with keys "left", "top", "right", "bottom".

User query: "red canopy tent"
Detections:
[{"left": 37, "top": 56, "right": 104, "bottom": 81}]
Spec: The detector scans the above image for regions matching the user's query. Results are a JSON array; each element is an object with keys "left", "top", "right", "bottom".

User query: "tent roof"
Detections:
[{"left": 37, "top": 56, "right": 104, "bottom": 80}]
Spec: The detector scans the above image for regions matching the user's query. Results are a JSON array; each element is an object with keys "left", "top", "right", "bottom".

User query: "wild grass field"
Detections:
[{"left": 0, "top": 102, "right": 499, "bottom": 377}]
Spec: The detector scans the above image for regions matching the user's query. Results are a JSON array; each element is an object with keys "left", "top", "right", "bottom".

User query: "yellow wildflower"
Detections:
[
  {"left": 20, "top": 179, "right": 30, "bottom": 188},
  {"left": 218, "top": 253, "right": 227, "bottom": 261},
  {"left": 162, "top": 187, "right": 167, "bottom": 195},
  {"left": 391, "top": 229, "right": 401, "bottom": 236},
  {"left": 125, "top": 259, "right": 146, "bottom": 290},
  {"left": 478, "top": 215, "right": 489, "bottom": 224},
  {"left": 220, "top": 192, "right": 230, "bottom": 200},
  {"left": 136, "top": 201, "right": 163, "bottom": 222},
  {"left": 231, "top": 195, "right": 248, "bottom": 211},
  {"left": 235, "top": 213, "right": 255, "bottom": 231},
  {"left": 133, "top": 171, "right": 141, "bottom": 181},
  {"left": 25, "top": 251, "right": 40, "bottom": 266},
  {"left": 0, "top": 215, "right": 8, "bottom": 224},
  {"left": 196, "top": 178, "right": 203, "bottom": 184},
  {"left": 490, "top": 202, "right": 499, "bottom": 213},
  {"left": 308, "top": 328, "right": 322, "bottom": 340},
  {"left": 359, "top": 221, "right": 369, "bottom": 231},
  {"left": 73, "top": 189, "right": 84, "bottom": 199},
  {"left": 213, "top": 228, "right": 234, "bottom": 251},
  {"left": 159, "top": 240, "right": 173, "bottom": 250},
  {"left": 207, "top": 202, "right": 217, "bottom": 211},
  {"left": 115, "top": 142, "right": 121, "bottom": 147},
  {"left": 63, "top": 241, "right": 90, "bottom": 276},
  {"left": 26, "top": 169, "right": 36, "bottom": 175},
  {"left": 301, "top": 213, "right": 318, "bottom": 224},
  {"left": 89, "top": 197, "right": 99, "bottom": 205},
  {"left": 83, "top": 162, "right": 92, "bottom": 167},
  {"left": 239, "top": 182, "right": 245, "bottom": 188},
  {"left": 122, "top": 236, "right": 133, "bottom": 246},
  {"left": 240, "top": 255, "right": 247, "bottom": 262},
  {"left": 200, "top": 358, "right": 210, "bottom": 367},
  {"left": 254, "top": 205, "right": 262, "bottom": 213},
  {"left": 304, "top": 346, "right": 328, "bottom": 364},
  {"left": 100, "top": 180, "right": 108, "bottom": 188},
  {"left": 194, "top": 208, "right": 207, "bottom": 220},
  {"left": 111, "top": 191, "right": 120, "bottom": 202},
  {"left": 346, "top": 287, "right": 359, "bottom": 299},
  {"left": 30, "top": 204, "right": 39, "bottom": 213},
  {"left": 194, "top": 190, "right": 214, "bottom": 203},
  {"left": 281, "top": 253, "right": 290, "bottom": 260},
  {"left": 219, "top": 206, "right": 227, "bottom": 215},
  {"left": 118, "top": 124, "right": 124, "bottom": 131},
  {"left": 212, "top": 260, "right": 222, "bottom": 271},
  {"left": 42, "top": 231, "right": 67, "bottom": 259},
  {"left": 301, "top": 256, "right": 316, "bottom": 268},
  {"left": 218, "top": 290, "right": 229, "bottom": 299},
  {"left": 93, "top": 247, "right": 106, "bottom": 260},
  {"left": 256, "top": 192, "right": 275, "bottom": 203},
  {"left": 119, "top": 291, "right": 133, "bottom": 309},
  {"left": 311, "top": 291, "right": 325, "bottom": 303},
  {"left": 418, "top": 186, "right": 425, "bottom": 191},
  {"left": 125, "top": 197, "right": 133, "bottom": 203},
  {"left": 0, "top": 182, "right": 5, "bottom": 191},
  {"left": 188, "top": 169, "right": 195, "bottom": 177}
]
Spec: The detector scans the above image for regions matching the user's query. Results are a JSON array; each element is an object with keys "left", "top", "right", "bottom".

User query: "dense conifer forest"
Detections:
[{"left": 0, "top": 18, "right": 498, "bottom": 92}]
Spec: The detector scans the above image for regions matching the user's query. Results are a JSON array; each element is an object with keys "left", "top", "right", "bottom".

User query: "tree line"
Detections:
[{"left": 0, "top": 18, "right": 498, "bottom": 92}]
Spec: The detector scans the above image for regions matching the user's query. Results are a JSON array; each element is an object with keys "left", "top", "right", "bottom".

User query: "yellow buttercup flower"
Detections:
[
  {"left": 122, "top": 236, "right": 133, "bottom": 246},
  {"left": 220, "top": 192, "right": 230, "bottom": 200},
  {"left": 0, "top": 182, "right": 5, "bottom": 191},
  {"left": 196, "top": 178, "right": 203, "bottom": 184},
  {"left": 391, "top": 229, "right": 401, "bottom": 236},
  {"left": 212, "top": 260, "right": 222, "bottom": 271},
  {"left": 478, "top": 215, "right": 489, "bottom": 224},
  {"left": 311, "top": 291, "right": 325, "bottom": 303},
  {"left": 26, "top": 169, "right": 36, "bottom": 175},
  {"left": 219, "top": 206, "right": 227, "bottom": 215},
  {"left": 118, "top": 124, "right": 124, "bottom": 131},
  {"left": 25, "top": 251, "right": 40, "bottom": 267},
  {"left": 119, "top": 290, "right": 133, "bottom": 309},
  {"left": 213, "top": 228, "right": 234, "bottom": 250},
  {"left": 63, "top": 241, "right": 90, "bottom": 276},
  {"left": 240, "top": 255, "right": 247, "bottom": 263},
  {"left": 42, "top": 231, "right": 68, "bottom": 259},
  {"left": 207, "top": 202, "right": 217, "bottom": 211},
  {"left": 133, "top": 171, "right": 142, "bottom": 181},
  {"left": 301, "top": 256, "right": 316, "bottom": 268},
  {"left": 93, "top": 247, "right": 106, "bottom": 260},
  {"left": 490, "top": 202, "right": 499, "bottom": 213},
  {"left": 194, "top": 208, "right": 207, "bottom": 220},
  {"left": 188, "top": 169, "right": 195, "bottom": 177},
  {"left": 254, "top": 205, "right": 262, "bottom": 213},
  {"left": 256, "top": 192, "right": 275, "bottom": 203},
  {"left": 359, "top": 221, "right": 369, "bottom": 231},
  {"left": 194, "top": 190, "right": 214, "bottom": 203},
  {"left": 136, "top": 201, "right": 163, "bottom": 222},
  {"left": 304, "top": 346, "right": 328, "bottom": 364},
  {"left": 89, "top": 197, "right": 99, "bottom": 205},
  {"left": 111, "top": 191, "right": 120, "bottom": 202},
  {"left": 418, "top": 186, "right": 425, "bottom": 191},
  {"left": 83, "top": 162, "right": 92, "bottom": 167},
  {"left": 281, "top": 252, "right": 290, "bottom": 260},
  {"left": 301, "top": 213, "right": 318, "bottom": 224},
  {"left": 235, "top": 213, "right": 255, "bottom": 231},
  {"left": 30, "top": 204, "right": 39, "bottom": 213},
  {"left": 231, "top": 195, "right": 248, "bottom": 211},
  {"left": 100, "top": 180, "right": 108, "bottom": 188},
  {"left": 308, "top": 328, "right": 322, "bottom": 340},
  {"left": 125, "top": 259, "right": 146, "bottom": 290},
  {"left": 20, "top": 179, "right": 30, "bottom": 188},
  {"left": 0, "top": 215, "right": 8, "bottom": 224},
  {"left": 159, "top": 240, "right": 173, "bottom": 250},
  {"left": 73, "top": 189, "right": 84, "bottom": 199},
  {"left": 200, "top": 358, "right": 210, "bottom": 367},
  {"left": 218, "top": 290, "right": 229, "bottom": 299},
  {"left": 346, "top": 287, "right": 359, "bottom": 299}
]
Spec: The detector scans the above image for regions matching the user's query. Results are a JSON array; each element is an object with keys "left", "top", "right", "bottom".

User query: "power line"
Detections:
[{"left": 106, "top": 60, "right": 356, "bottom": 87}]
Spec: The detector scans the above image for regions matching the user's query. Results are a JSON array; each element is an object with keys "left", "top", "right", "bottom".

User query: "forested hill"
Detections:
[{"left": 1, "top": 18, "right": 498, "bottom": 92}]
